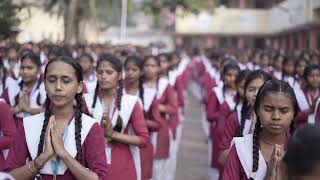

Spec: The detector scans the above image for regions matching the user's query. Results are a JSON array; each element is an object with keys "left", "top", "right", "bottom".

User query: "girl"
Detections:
[
  {"left": 143, "top": 55, "right": 177, "bottom": 180},
  {"left": 283, "top": 124, "right": 320, "bottom": 180},
  {"left": 271, "top": 54, "right": 284, "bottom": 80},
  {"left": 295, "top": 57, "right": 308, "bottom": 88},
  {"left": 78, "top": 53, "right": 97, "bottom": 94},
  {"left": 3, "top": 45, "right": 20, "bottom": 81},
  {"left": 0, "top": 99, "right": 16, "bottom": 171},
  {"left": 295, "top": 65, "right": 320, "bottom": 127},
  {"left": 221, "top": 79, "right": 298, "bottom": 180},
  {"left": 6, "top": 56, "right": 108, "bottom": 179},
  {"left": 0, "top": 59, "right": 15, "bottom": 96},
  {"left": 281, "top": 56, "right": 297, "bottom": 88},
  {"left": 218, "top": 70, "right": 271, "bottom": 166},
  {"left": 124, "top": 56, "right": 161, "bottom": 180},
  {"left": 83, "top": 54, "right": 149, "bottom": 180},
  {"left": 206, "top": 61, "right": 240, "bottom": 177},
  {"left": 2, "top": 53, "right": 46, "bottom": 129}
]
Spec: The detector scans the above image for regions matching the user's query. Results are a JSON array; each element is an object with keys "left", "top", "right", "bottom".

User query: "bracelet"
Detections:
[{"left": 34, "top": 156, "right": 44, "bottom": 170}]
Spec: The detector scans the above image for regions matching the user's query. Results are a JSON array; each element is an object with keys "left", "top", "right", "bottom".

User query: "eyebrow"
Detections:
[
  {"left": 47, "top": 74, "right": 73, "bottom": 79},
  {"left": 263, "top": 104, "right": 290, "bottom": 109}
]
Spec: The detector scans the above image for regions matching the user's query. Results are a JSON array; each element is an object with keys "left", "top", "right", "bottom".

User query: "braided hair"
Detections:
[
  {"left": 15, "top": 52, "right": 43, "bottom": 107},
  {"left": 37, "top": 56, "right": 84, "bottom": 163},
  {"left": 144, "top": 55, "right": 160, "bottom": 91},
  {"left": 124, "top": 56, "right": 144, "bottom": 104},
  {"left": 93, "top": 54, "right": 123, "bottom": 132},
  {"left": 239, "top": 70, "right": 271, "bottom": 137},
  {"left": 250, "top": 79, "right": 299, "bottom": 179},
  {"left": 226, "top": 70, "right": 251, "bottom": 119},
  {"left": 0, "top": 59, "right": 7, "bottom": 93}
]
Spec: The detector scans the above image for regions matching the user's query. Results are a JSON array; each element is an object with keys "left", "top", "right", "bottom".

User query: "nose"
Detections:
[
  {"left": 271, "top": 110, "right": 280, "bottom": 121},
  {"left": 55, "top": 80, "right": 62, "bottom": 91}
]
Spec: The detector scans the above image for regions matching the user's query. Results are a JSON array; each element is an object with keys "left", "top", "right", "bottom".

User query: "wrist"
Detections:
[{"left": 58, "top": 150, "right": 69, "bottom": 160}]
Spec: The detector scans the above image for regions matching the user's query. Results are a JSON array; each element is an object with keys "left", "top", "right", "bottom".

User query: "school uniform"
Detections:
[
  {"left": 83, "top": 74, "right": 97, "bottom": 94},
  {"left": 218, "top": 104, "right": 252, "bottom": 160},
  {"left": 221, "top": 134, "right": 267, "bottom": 180},
  {"left": 6, "top": 113, "right": 108, "bottom": 179},
  {"left": 153, "top": 77, "right": 178, "bottom": 180},
  {"left": 83, "top": 93, "right": 149, "bottom": 180},
  {"left": 205, "top": 84, "right": 237, "bottom": 178},
  {"left": 3, "top": 59, "right": 20, "bottom": 81},
  {"left": 0, "top": 99, "right": 16, "bottom": 171},
  {"left": 140, "top": 84, "right": 162, "bottom": 180},
  {"left": 295, "top": 87, "right": 320, "bottom": 127},
  {"left": 1, "top": 81, "right": 46, "bottom": 132},
  {"left": 0, "top": 76, "right": 16, "bottom": 96}
]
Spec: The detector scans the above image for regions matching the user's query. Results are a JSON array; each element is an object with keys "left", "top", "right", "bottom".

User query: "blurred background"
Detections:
[{"left": 0, "top": 0, "right": 319, "bottom": 52}]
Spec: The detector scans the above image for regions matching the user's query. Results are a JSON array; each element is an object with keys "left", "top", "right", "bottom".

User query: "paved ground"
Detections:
[{"left": 175, "top": 91, "right": 209, "bottom": 180}]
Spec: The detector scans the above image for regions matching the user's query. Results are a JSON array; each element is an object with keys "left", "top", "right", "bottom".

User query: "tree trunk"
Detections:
[{"left": 64, "top": 0, "right": 78, "bottom": 45}]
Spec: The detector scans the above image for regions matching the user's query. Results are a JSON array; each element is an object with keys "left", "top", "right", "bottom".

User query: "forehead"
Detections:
[
  {"left": 248, "top": 78, "right": 265, "bottom": 88},
  {"left": 21, "top": 58, "right": 36, "bottom": 66},
  {"left": 144, "top": 58, "right": 158, "bottom": 65},
  {"left": 261, "top": 92, "right": 293, "bottom": 107},
  {"left": 97, "top": 61, "right": 115, "bottom": 70},
  {"left": 46, "top": 61, "right": 77, "bottom": 78}
]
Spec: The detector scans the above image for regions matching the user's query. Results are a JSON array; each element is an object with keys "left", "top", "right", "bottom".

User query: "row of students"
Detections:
[
  {"left": 190, "top": 47, "right": 320, "bottom": 179},
  {"left": 0, "top": 47, "right": 190, "bottom": 180}
]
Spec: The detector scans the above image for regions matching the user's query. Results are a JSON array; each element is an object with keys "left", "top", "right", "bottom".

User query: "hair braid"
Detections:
[
  {"left": 114, "top": 79, "right": 123, "bottom": 132},
  {"left": 252, "top": 116, "right": 262, "bottom": 177},
  {"left": 36, "top": 96, "right": 51, "bottom": 157},
  {"left": 74, "top": 93, "right": 83, "bottom": 162},
  {"left": 239, "top": 99, "right": 249, "bottom": 137}
]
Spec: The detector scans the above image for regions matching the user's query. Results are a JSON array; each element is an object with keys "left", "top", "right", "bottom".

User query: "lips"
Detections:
[
  {"left": 269, "top": 124, "right": 284, "bottom": 129},
  {"left": 52, "top": 95, "right": 65, "bottom": 101}
]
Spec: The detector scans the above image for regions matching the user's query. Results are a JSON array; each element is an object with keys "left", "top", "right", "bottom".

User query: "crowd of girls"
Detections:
[
  {"left": 190, "top": 46, "right": 320, "bottom": 179},
  {"left": 0, "top": 39, "right": 320, "bottom": 180},
  {"left": 0, "top": 41, "right": 190, "bottom": 180}
]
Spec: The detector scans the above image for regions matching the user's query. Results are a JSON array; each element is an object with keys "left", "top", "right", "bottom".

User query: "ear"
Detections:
[{"left": 77, "top": 81, "right": 84, "bottom": 94}]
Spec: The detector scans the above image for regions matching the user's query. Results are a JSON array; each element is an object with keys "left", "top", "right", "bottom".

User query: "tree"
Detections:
[
  {"left": 43, "top": 0, "right": 136, "bottom": 44},
  {"left": 142, "top": 0, "right": 215, "bottom": 28},
  {"left": 0, "top": 0, "right": 22, "bottom": 40}
]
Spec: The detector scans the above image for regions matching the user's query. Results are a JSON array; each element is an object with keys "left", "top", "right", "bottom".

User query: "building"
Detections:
[{"left": 175, "top": 0, "right": 320, "bottom": 51}]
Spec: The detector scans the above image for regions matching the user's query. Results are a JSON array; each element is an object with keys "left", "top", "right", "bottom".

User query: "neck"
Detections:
[
  {"left": 103, "top": 87, "right": 117, "bottom": 98},
  {"left": 159, "top": 71, "right": 167, "bottom": 77},
  {"left": 24, "top": 80, "right": 37, "bottom": 91},
  {"left": 146, "top": 77, "right": 158, "bottom": 87},
  {"left": 308, "top": 85, "right": 318, "bottom": 93},
  {"left": 51, "top": 104, "right": 75, "bottom": 122},
  {"left": 128, "top": 80, "right": 139, "bottom": 95},
  {"left": 260, "top": 129, "right": 286, "bottom": 145},
  {"left": 84, "top": 71, "right": 91, "bottom": 79}
]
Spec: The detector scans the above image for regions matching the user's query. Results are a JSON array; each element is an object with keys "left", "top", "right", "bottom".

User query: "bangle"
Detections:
[{"left": 34, "top": 156, "right": 44, "bottom": 170}]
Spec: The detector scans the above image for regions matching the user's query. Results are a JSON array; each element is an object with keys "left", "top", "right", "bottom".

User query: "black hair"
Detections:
[
  {"left": 283, "top": 124, "right": 320, "bottom": 179},
  {"left": 37, "top": 56, "right": 83, "bottom": 163},
  {"left": 303, "top": 64, "right": 320, "bottom": 83},
  {"left": 0, "top": 58, "right": 7, "bottom": 93},
  {"left": 282, "top": 56, "right": 296, "bottom": 77},
  {"left": 221, "top": 61, "right": 240, "bottom": 97},
  {"left": 239, "top": 70, "right": 271, "bottom": 136},
  {"left": 124, "top": 55, "right": 147, "bottom": 116},
  {"left": 79, "top": 53, "right": 94, "bottom": 64},
  {"left": 92, "top": 54, "right": 123, "bottom": 132},
  {"left": 226, "top": 70, "right": 251, "bottom": 118},
  {"left": 250, "top": 79, "right": 298, "bottom": 179},
  {"left": 14, "top": 52, "right": 42, "bottom": 107}
]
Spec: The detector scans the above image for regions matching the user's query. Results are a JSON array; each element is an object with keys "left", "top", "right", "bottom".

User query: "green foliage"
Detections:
[
  {"left": 0, "top": 0, "right": 22, "bottom": 38},
  {"left": 142, "top": 0, "right": 214, "bottom": 15}
]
